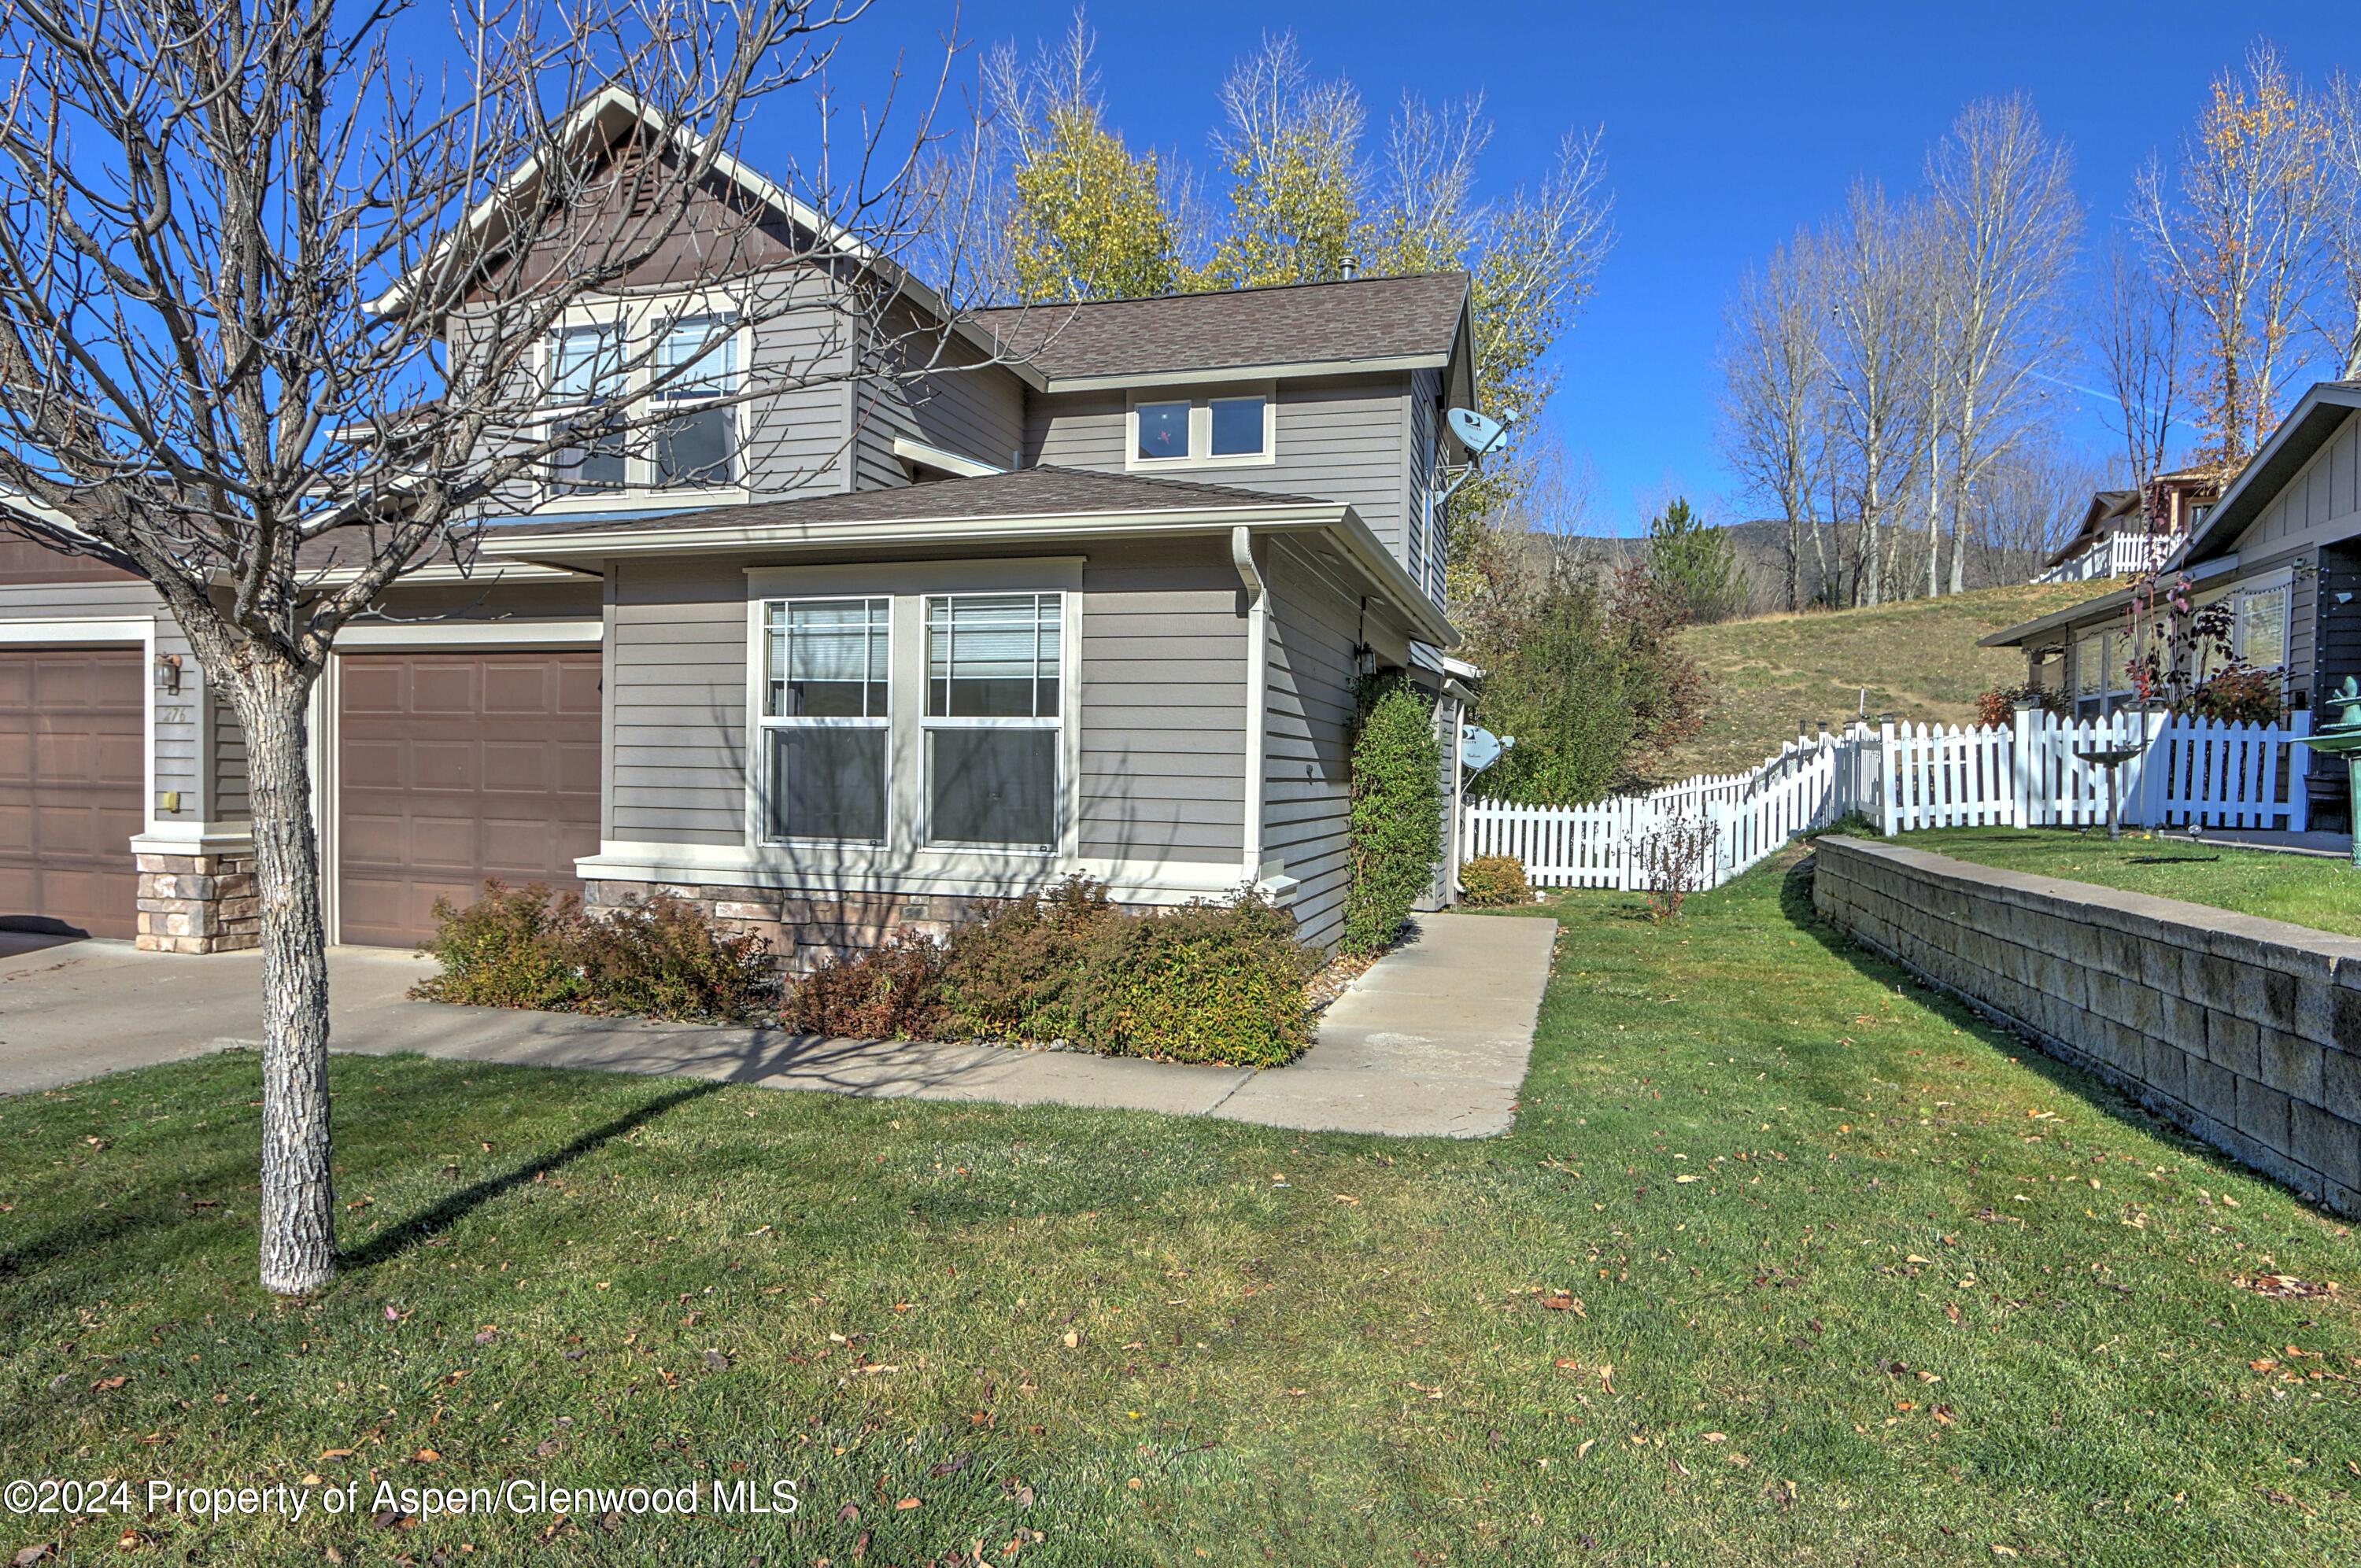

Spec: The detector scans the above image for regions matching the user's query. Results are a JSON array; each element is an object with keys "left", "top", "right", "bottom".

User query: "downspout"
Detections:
[{"left": 1232, "top": 525, "right": 1269, "bottom": 887}]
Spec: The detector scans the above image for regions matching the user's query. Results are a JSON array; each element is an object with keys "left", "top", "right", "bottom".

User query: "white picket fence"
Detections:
[{"left": 1465, "top": 708, "right": 2315, "bottom": 895}]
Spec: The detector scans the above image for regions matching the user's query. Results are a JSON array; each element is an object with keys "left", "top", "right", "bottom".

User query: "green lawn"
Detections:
[
  {"left": 1895, "top": 826, "right": 2361, "bottom": 940},
  {"left": 6, "top": 857, "right": 2361, "bottom": 1564}
]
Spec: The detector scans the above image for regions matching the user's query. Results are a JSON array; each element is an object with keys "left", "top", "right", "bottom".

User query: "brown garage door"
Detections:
[
  {"left": 338, "top": 650, "right": 601, "bottom": 948},
  {"left": 0, "top": 646, "right": 143, "bottom": 939}
]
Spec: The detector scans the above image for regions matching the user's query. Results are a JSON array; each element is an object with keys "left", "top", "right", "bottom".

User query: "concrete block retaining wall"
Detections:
[{"left": 1811, "top": 836, "right": 2361, "bottom": 1214}]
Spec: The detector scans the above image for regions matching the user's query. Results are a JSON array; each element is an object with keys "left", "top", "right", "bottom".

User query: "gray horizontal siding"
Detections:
[
  {"left": 608, "top": 559, "right": 748, "bottom": 846},
  {"left": 1262, "top": 540, "right": 1358, "bottom": 950},
  {"left": 854, "top": 308, "right": 1027, "bottom": 488},
  {"left": 1078, "top": 540, "right": 1246, "bottom": 865},
  {"left": 1025, "top": 372, "right": 1423, "bottom": 571}
]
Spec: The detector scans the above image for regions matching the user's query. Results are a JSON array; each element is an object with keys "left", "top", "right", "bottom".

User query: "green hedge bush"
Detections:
[
  {"left": 1458, "top": 854, "right": 1531, "bottom": 908},
  {"left": 411, "top": 880, "right": 772, "bottom": 1021},
  {"left": 411, "top": 880, "right": 589, "bottom": 1011},
  {"left": 939, "top": 875, "right": 1117, "bottom": 1043},
  {"left": 1343, "top": 676, "right": 1441, "bottom": 955},
  {"left": 785, "top": 879, "right": 1316, "bottom": 1066},
  {"left": 1070, "top": 891, "right": 1314, "bottom": 1067}
]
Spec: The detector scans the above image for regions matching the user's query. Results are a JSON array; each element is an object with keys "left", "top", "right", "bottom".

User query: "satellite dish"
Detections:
[
  {"left": 1459, "top": 723, "right": 1513, "bottom": 774},
  {"left": 1447, "top": 406, "right": 1510, "bottom": 458}
]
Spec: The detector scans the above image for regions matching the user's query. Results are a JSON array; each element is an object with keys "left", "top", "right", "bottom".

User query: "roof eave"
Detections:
[
  {"left": 2181, "top": 382, "right": 2361, "bottom": 563},
  {"left": 476, "top": 497, "right": 1458, "bottom": 647},
  {"left": 1037, "top": 351, "right": 1450, "bottom": 394}
]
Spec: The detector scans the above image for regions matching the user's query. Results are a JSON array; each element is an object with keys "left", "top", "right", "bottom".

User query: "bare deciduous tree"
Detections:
[
  {"left": 2134, "top": 40, "right": 2330, "bottom": 471},
  {"left": 1719, "top": 231, "right": 1828, "bottom": 612},
  {"left": 1923, "top": 94, "right": 2079, "bottom": 594},
  {"left": 0, "top": 0, "right": 970, "bottom": 1293},
  {"left": 2091, "top": 231, "right": 2188, "bottom": 500},
  {"left": 1822, "top": 184, "right": 1932, "bottom": 606}
]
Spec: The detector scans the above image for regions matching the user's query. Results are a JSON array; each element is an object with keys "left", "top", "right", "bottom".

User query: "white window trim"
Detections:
[
  {"left": 538, "top": 293, "right": 756, "bottom": 507},
  {"left": 920, "top": 591, "right": 1066, "bottom": 857},
  {"left": 1125, "top": 383, "right": 1277, "bottom": 471},
  {"left": 2230, "top": 569, "right": 2294, "bottom": 671},
  {"left": 752, "top": 596, "right": 893, "bottom": 849},
  {"left": 738, "top": 559, "right": 1084, "bottom": 874}
]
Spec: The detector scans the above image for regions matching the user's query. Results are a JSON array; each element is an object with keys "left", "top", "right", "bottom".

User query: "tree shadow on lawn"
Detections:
[
  {"left": 341, "top": 1078, "right": 722, "bottom": 1272},
  {"left": 1773, "top": 854, "right": 2284, "bottom": 1201}
]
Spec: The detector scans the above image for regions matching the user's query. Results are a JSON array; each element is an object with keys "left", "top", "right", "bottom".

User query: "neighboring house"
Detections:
[
  {"left": 0, "top": 99, "right": 1479, "bottom": 961},
  {"left": 2032, "top": 468, "right": 2219, "bottom": 584},
  {"left": 1984, "top": 379, "right": 2361, "bottom": 828}
]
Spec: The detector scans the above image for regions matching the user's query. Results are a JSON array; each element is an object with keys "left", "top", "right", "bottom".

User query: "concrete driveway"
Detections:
[{"left": 0, "top": 913, "right": 1558, "bottom": 1138}]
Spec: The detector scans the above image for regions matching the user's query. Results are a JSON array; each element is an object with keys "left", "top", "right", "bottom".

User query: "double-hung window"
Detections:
[
  {"left": 2234, "top": 582, "right": 2289, "bottom": 673},
  {"left": 652, "top": 314, "right": 738, "bottom": 488},
  {"left": 923, "top": 592, "right": 1062, "bottom": 850},
  {"left": 548, "top": 323, "right": 626, "bottom": 493},
  {"left": 759, "top": 598, "right": 890, "bottom": 843}
]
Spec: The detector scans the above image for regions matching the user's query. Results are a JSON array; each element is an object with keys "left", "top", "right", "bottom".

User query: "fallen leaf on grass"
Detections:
[
  {"left": 90, "top": 1374, "right": 127, "bottom": 1392},
  {"left": 895, "top": 1498, "right": 920, "bottom": 1511}
]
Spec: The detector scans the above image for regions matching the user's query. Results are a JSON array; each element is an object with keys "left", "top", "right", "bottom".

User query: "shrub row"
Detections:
[
  {"left": 783, "top": 877, "right": 1316, "bottom": 1068},
  {"left": 412, "top": 881, "right": 774, "bottom": 1022}
]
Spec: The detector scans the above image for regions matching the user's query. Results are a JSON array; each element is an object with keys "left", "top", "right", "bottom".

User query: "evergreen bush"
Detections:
[{"left": 1343, "top": 676, "right": 1442, "bottom": 955}]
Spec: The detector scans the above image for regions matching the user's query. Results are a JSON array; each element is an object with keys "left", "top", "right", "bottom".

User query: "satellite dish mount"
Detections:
[{"left": 1436, "top": 404, "right": 1515, "bottom": 507}]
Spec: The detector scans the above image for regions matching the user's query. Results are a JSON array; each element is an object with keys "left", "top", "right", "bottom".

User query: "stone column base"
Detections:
[{"left": 136, "top": 850, "right": 261, "bottom": 954}]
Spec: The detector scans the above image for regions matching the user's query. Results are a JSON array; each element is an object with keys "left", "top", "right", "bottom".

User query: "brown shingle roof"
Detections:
[
  {"left": 973, "top": 272, "right": 1469, "bottom": 382},
  {"left": 486, "top": 464, "right": 1319, "bottom": 539}
]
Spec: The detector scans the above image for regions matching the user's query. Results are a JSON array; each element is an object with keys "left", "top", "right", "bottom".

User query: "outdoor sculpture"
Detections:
[{"left": 2298, "top": 674, "right": 2361, "bottom": 867}]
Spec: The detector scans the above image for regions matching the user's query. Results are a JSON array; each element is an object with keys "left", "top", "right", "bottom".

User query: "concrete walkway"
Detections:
[{"left": 0, "top": 913, "right": 1557, "bottom": 1138}]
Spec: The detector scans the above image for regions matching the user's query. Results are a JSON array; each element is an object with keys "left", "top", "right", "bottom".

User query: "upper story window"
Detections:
[
  {"left": 652, "top": 315, "right": 738, "bottom": 488},
  {"left": 1127, "top": 387, "right": 1273, "bottom": 470},
  {"left": 545, "top": 310, "right": 742, "bottom": 497},
  {"left": 549, "top": 323, "right": 626, "bottom": 494}
]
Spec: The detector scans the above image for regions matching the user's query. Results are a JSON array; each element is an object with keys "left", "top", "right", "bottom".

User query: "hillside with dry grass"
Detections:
[{"left": 1651, "top": 579, "right": 2111, "bottom": 780}]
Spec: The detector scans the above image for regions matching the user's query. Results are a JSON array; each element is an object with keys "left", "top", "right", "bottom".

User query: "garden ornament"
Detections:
[{"left": 2296, "top": 674, "right": 2361, "bottom": 867}]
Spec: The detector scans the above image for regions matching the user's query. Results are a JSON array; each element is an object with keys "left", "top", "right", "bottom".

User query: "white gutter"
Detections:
[
  {"left": 1232, "top": 525, "right": 1269, "bottom": 885},
  {"left": 478, "top": 500, "right": 1459, "bottom": 649}
]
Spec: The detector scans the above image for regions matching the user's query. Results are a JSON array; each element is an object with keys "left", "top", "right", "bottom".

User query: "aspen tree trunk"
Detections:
[{"left": 221, "top": 657, "right": 337, "bottom": 1294}]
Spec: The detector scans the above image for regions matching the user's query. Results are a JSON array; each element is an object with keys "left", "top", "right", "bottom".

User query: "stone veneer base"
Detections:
[
  {"left": 1812, "top": 836, "right": 2361, "bottom": 1217},
  {"left": 135, "top": 850, "right": 261, "bottom": 954},
  {"left": 584, "top": 878, "right": 1003, "bottom": 972}
]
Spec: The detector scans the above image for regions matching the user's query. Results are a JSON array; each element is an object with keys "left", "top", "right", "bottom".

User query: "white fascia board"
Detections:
[
  {"left": 288, "top": 560, "right": 593, "bottom": 588},
  {"left": 335, "top": 618, "right": 602, "bottom": 648},
  {"left": 891, "top": 437, "right": 1004, "bottom": 479},
  {"left": 1040, "top": 352, "right": 1449, "bottom": 394},
  {"left": 476, "top": 500, "right": 1342, "bottom": 563}
]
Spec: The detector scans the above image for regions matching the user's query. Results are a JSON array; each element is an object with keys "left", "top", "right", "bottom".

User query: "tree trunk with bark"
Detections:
[{"left": 220, "top": 656, "right": 337, "bottom": 1294}]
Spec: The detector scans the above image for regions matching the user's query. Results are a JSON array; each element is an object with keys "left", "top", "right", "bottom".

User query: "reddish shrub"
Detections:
[{"left": 783, "top": 932, "right": 948, "bottom": 1039}]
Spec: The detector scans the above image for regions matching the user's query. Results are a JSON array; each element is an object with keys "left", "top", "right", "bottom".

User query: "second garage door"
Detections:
[
  {"left": 338, "top": 650, "right": 601, "bottom": 948},
  {"left": 0, "top": 646, "right": 142, "bottom": 939}
]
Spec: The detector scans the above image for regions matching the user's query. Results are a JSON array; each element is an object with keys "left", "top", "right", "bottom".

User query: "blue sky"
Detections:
[{"left": 821, "top": 1, "right": 2361, "bottom": 534}]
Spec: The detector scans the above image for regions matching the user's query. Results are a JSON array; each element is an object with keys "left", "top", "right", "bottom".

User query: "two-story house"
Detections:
[{"left": 0, "top": 97, "right": 1476, "bottom": 962}]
